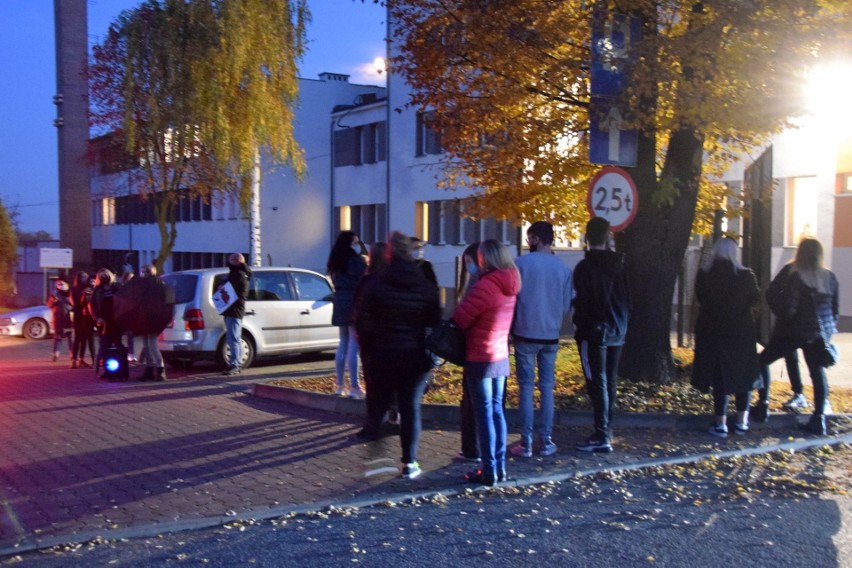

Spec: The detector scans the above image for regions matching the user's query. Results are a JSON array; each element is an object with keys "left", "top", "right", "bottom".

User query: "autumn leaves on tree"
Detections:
[
  {"left": 389, "top": 0, "right": 852, "bottom": 382},
  {"left": 88, "top": 0, "right": 309, "bottom": 273}
]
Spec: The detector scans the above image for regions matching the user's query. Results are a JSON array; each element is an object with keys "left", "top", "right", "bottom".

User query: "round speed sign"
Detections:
[{"left": 587, "top": 166, "right": 639, "bottom": 232}]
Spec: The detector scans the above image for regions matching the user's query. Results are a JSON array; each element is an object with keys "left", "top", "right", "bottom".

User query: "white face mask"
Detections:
[
  {"left": 466, "top": 260, "right": 478, "bottom": 276},
  {"left": 352, "top": 243, "right": 362, "bottom": 254}
]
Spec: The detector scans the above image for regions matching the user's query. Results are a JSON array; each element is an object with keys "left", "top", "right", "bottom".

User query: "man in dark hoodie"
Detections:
[
  {"left": 222, "top": 253, "right": 251, "bottom": 376},
  {"left": 572, "top": 217, "right": 630, "bottom": 453}
]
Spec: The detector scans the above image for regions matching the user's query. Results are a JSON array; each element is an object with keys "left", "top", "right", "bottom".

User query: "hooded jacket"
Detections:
[
  {"left": 223, "top": 263, "right": 251, "bottom": 319},
  {"left": 572, "top": 249, "right": 630, "bottom": 346},
  {"left": 354, "top": 258, "right": 441, "bottom": 360},
  {"left": 452, "top": 267, "right": 520, "bottom": 363}
]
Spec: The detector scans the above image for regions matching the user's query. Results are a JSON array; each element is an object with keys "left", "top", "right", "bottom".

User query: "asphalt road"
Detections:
[
  {"left": 3, "top": 334, "right": 851, "bottom": 566},
  {"left": 11, "top": 445, "right": 852, "bottom": 567}
]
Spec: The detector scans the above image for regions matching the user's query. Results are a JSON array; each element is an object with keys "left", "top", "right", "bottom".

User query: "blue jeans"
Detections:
[
  {"left": 335, "top": 325, "right": 360, "bottom": 389},
  {"left": 514, "top": 341, "right": 559, "bottom": 448},
  {"left": 224, "top": 316, "right": 242, "bottom": 370},
  {"left": 467, "top": 375, "right": 507, "bottom": 478}
]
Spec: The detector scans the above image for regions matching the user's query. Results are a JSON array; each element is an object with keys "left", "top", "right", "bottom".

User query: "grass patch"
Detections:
[{"left": 271, "top": 341, "right": 851, "bottom": 415}]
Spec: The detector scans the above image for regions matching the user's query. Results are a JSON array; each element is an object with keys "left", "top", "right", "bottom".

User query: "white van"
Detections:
[{"left": 158, "top": 267, "right": 339, "bottom": 369}]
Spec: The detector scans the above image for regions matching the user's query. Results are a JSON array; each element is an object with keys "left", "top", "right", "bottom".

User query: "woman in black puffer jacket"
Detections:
[{"left": 354, "top": 231, "right": 441, "bottom": 480}]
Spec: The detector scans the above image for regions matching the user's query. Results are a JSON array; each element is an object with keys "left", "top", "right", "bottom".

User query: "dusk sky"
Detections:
[{"left": 0, "top": 0, "right": 387, "bottom": 237}]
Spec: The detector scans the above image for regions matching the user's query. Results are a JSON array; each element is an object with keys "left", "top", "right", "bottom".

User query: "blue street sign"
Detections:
[
  {"left": 589, "top": 97, "right": 638, "bottom": 167},
  {"left": 589, "top": 9, "right": 640, "bottom": 166}
]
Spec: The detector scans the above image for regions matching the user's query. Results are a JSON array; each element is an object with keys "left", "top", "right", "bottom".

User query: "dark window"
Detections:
[
  {"left": 292, "top": 272, "right": 332, "bottom": 301},
  {"left": 416, "top": 111, "right": 442, "bottom": 156},
  {"left": 162, "top": 274, "right": 199, "bottom": 304},
  {"left": 250, "top": 271, "right": 292, "bottom": 301},
  {"left": 362, "top": 124, "right": 377, "bottom": 164},
  {"left": 334, "top": 128, "right": 361, "bottom": 167},
  {"left": 376, "top": 121, "right": 387, "bottom": 162}
]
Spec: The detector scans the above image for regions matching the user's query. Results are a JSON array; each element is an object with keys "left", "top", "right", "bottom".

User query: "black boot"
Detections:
[
  {"left": 155, "top": 367, "right": 166, "bottom": 382},
  {"left": 139, "top": 367, "right": 154, "bottom": 381},
  {"left": 799, "top": 414, "right": 826, "bottom": 435},
  {"left": 750, "top": 402, "right": 769, "bottom": 423}
]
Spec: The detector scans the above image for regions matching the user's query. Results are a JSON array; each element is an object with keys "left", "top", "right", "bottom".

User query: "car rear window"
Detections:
[{"left": 163, "top": 274, "right": 198, "bottom": 304}]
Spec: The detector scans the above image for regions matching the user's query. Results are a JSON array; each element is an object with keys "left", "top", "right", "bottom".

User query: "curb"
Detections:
[
  {"left": 251, "top": 382, "right": 849, "bottom": 431},
  {"left": 3, "top": 429, "right": 849, "bottom": 559}
]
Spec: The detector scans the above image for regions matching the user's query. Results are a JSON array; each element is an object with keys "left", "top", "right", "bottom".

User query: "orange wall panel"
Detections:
[{"left": 835, "top": 196, "right": 852, "bottom": 247}]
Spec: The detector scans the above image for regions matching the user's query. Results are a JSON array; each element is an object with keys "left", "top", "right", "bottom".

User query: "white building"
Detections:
[{"left": 717, "top": 123, "right": 852, "bottom": 331}]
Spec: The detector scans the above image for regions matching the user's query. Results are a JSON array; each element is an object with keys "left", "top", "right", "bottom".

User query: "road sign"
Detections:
[
  {"left": 589, "top": 99, "right": 638, "bottom": 166},
  {"left": 587, "top": 166, "right": 639, "bottom": 232},
  {"left": 589, "top": 10, "right": 640, "bottom": 166},
  {"left": 39, "top": 247, "right": 73, "bottom": 269}
]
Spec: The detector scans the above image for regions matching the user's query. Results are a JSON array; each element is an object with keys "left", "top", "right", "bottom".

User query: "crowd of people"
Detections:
[
  {"left": 47, "top": 262, "right": 174, "bottom": 382},
  {"left": 319, "top": 222, "right": 839, "bottom": 484},
  {"left": 44, "top": 223, "right": 837, "bottom": 482}
]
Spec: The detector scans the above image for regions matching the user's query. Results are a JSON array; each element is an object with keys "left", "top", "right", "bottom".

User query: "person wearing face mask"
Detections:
[
  {"left": 328, "top": 231, "right": 368, "bottom": 398},
  {"left": 510, "top": 221, "right": 573, "bottom": 458},
  {"left": 410, "top": 237, "right": 438, "bottom": 285}
]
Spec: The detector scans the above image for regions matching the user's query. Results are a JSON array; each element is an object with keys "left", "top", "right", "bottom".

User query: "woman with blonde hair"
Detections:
[
  {"left": 757, "top": 237, "right": 839, "bottom": 434},
  {"left": 692, "top": 237, "right": 762, "bottom": 437},
  {"left": 452, "top": 239, "right": 521, "bottom": 486}
]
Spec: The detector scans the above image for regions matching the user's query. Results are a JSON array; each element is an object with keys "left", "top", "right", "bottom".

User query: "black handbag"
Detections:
[
  {"left": 426, "top": 320, "right": 466, "bottom": 366},
  {"left": 811, "top": 336, "right": 839, "bottom": 368}
]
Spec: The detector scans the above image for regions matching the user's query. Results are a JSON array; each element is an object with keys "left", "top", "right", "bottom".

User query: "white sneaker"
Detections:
[
  {"left": 383, "top": 410, "right": 400, "bottom": 425},
  {"left": 709, "top": 424, "right": 728, "bottom": 438},
  {"left": 349, "top": 387, "right": 365, "bottom": 400},
  {"left": 335, "top": 386, "right": 346, "bottom": 396},
  {"left": 783, "top": 393, "right": 809, "bottom": 409}
]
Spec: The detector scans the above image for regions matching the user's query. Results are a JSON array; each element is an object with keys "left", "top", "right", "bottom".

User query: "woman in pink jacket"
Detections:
[{"left": 452, "top": 239, "right": 521, "bottom": 486}]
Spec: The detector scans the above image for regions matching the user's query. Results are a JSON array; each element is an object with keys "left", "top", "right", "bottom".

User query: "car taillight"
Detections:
[{"left": 184, "top": 308, "right": 205, "bottom": 331}]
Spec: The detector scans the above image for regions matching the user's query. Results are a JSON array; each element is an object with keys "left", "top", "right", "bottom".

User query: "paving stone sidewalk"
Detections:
[{"left": 0, "top": 362, "right": 850, "bottom": 557}]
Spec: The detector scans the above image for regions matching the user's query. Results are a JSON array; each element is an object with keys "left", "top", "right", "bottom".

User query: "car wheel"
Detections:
[
  {"left": 163, "top": 357, "right": 194, "bottom": 370},
  {"left": 23, "top": 318, "right": 49, "bottom": 340},
  {"left": 217, "top": 333, "right": 255, "bottom": 370}
]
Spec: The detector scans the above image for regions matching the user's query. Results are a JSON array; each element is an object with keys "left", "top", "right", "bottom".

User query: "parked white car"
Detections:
[
  {"left": 158, "top": 267, "right": 339, "bottom": 369},
  {"left": 0, "top": 305, "right": 53, "bottom": 340}
]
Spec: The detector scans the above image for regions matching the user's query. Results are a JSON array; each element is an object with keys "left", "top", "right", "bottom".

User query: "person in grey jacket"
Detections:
[{"left": 510, "top": 221, "right": 573, "bottom": 458}]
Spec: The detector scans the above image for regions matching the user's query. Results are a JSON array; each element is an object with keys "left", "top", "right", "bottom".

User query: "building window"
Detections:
[
  {"left": 416, "top": 199, "right": 518, "bottom": 247},
  {"left": 785, "top": 176, "right": 818, "bottom": 246},
  {"left": 839, "top": 172, "right": 852, "bottom": 193},
  {"left": 334, "top": 128, "right": 361, "bottom": 167},
  {"left": 362, "top": 124, "right": 377, "bottom": 164},
  {"left": 335, "top": 204, "right": 386, "bottom": 244},
  {"left": 335, "top": 121, "right": 386, "bottom": 167},
  {"left": 415, "top": 111, "right": 442, "bottom": 156}
]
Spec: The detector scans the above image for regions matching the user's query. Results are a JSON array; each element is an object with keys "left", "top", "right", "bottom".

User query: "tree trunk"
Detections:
[
  {"left": 152, "top": 193, "right": 177, "bottom": 274},
  {"left": 618, "top": 128, "right": 704, "bottom": 383}
]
